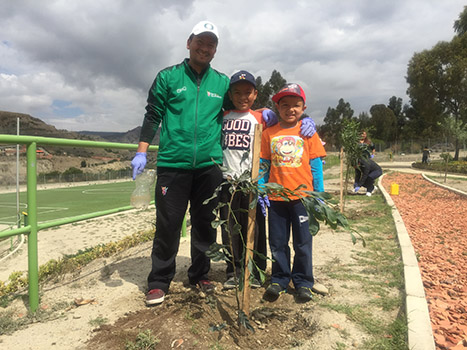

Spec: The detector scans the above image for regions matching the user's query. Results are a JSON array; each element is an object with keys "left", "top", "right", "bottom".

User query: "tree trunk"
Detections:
[{"left": 339, "top": 147, "right": 344, "bottom": 213}]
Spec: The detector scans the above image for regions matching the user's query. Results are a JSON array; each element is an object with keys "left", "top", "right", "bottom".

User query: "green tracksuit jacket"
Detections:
[{"left": 140, "top": 58, "right": 230, "bottom": 169}]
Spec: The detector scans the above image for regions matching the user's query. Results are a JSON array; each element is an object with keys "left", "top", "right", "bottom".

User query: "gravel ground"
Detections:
[{"left": 382, "top": 173, "right": 467, "bottom": 349}]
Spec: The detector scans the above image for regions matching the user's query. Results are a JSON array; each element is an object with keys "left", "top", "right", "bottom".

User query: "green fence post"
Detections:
[
  {"left": 22, "top": 211, "right": 28, "bottom": 227},
  {"left": 26, "top": 142, "right": 39, "bottom": 312},
  {"left": 182, "top": 214, "right": 187, "bottom": 237}
]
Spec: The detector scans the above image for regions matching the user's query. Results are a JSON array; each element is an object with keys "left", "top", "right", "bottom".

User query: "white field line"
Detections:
[{"left": 0, "top": 203, "right": 69, "bottom": 223}]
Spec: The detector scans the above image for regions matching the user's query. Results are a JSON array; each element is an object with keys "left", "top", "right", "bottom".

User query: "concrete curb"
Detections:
[
  {"left": 377, "top": 174, "right": 436, "bottom": 350},
  {"left": 421, "top": 173, "right": 467, "bottom": 197}
]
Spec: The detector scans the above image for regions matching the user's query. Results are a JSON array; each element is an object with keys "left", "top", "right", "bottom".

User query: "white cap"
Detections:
[{"left": 190, "top": 21, "right": 219, "bottom": 40}]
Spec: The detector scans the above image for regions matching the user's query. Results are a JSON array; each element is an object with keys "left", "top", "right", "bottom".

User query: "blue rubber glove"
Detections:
[
  {"left": 257, "top": 195, "right": 270, "bottom": 217},
  {"left": 370, "top": 154, "right": 374, "bottom": 158},
  {"left": 131, "top": 152, "right": 147, "bottom": 180},
  {"left": 354, "top": 186, "right": 361, "bottom": 193},
  {"left": 300, "top": 116, "right": 316, "bottom": 138},
  {"left": 262, "top": 109, "right": 278, "bottom": 127}
]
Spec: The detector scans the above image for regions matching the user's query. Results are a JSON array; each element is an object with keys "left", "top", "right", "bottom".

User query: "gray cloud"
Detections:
[{"left": 0, "top": 0, "right": 465, "bottom": 131}]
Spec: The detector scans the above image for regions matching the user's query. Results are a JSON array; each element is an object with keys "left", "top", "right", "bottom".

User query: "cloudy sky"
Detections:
[{"left": 1, "top": 0, "right": 465, "bottom": 132}]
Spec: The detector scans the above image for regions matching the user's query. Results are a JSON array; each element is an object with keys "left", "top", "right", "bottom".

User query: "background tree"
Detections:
[
  {"left": 338, "top": 119, "right": 363, "bottom": 212},
  {"left": 356, "top": 111, "right": 371, "bottom": 131},
  {"left": 320, "top": 98, "right": 354, "bottom": 149},
  {"left": 454, "top": 5, "right": 467, "bottom": 35},
  {"left": 267, "top": 70, "right": 287, "bottom": 94},
  {"left": 406, "top": 8, "right": 467, "bottom": 160},
  {"left": 252, "top": 76, "right": 271, "bottom": 110},
  {"left": 387, "top": 96, "right": 406, "bottom": 144},
  {"left": 252, "top": 70, "right": 286, "bottom": 110},
  {"left": 405, "top": 48, "right": 445, "bottom": 140},
  {"left": 369, "top": 104, "right": 397, "bottom": 146}
]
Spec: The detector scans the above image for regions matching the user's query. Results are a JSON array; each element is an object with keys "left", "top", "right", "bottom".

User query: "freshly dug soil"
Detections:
[{"left": 382, "top": 173, "right": 467, "bottom": 349}]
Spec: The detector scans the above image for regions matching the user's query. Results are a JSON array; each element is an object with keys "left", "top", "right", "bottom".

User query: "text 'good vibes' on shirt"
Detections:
[{"left": 222, "top": 109, "right": 264, "bottom": 179}]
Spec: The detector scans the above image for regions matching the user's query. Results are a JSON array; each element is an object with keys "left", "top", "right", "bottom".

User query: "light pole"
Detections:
[{"left": 16, "top": 117, "right": 20, "bottom": 228}]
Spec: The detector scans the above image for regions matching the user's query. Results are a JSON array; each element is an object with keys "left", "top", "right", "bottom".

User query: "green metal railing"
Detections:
[{"left": 0, "top": 134, "right": 178, "bottom": 312}]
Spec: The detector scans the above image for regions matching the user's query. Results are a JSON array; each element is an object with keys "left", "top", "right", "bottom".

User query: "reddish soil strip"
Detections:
[{"left": 382, "top": 173, "right": 467, "bottom": 349}]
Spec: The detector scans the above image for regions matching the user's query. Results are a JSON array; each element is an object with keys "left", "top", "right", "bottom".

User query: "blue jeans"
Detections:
[{"left": 268, "top": 200, "right": 314, "bottom": 290}]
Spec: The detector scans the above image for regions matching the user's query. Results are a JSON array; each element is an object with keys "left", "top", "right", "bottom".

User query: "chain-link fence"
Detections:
[
  {"left": 0, "top": 168, "right": 134, "bottom": 188},
  {"left": 36, "top": 169, "right": 133, "bottom": 184}
]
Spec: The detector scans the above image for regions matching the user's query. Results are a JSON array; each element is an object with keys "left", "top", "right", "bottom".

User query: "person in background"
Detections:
[
  {"left": 131, "top": 20, "right": 230, "bottom": 306},
  {"left": 353, "top": 156, "right": 383, "bottom": 196},
  {"left": 359, "top": 130, "right": 375, "bottom": 158},
  {"left": 422, "top": 146, "right": 430, "bottom": 164},
  {"left": 259, "top": 83, "right": 326, "bottom": 303}
]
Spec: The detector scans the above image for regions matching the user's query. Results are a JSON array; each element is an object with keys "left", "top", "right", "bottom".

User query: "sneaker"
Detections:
[
  {"left": 296, "top": 287, "right": 313, "bottom": 302},
  {"left": 223, "top": 276, "right": 238, "bottom": 290},
  {"left": 263, "top": 283, "right": 286, "bottom": 301},
  {"left": 146, "top": 289, "right": 165, "bottom": 306},
  {"left": 311, "top": 282, "right": 329, "bottom": 295},
  {"left": 196, "top": 279, "right": 215, "bottom": 294},
  {"left": 366, "top": 192, "right": 372, "bottom": 197}
]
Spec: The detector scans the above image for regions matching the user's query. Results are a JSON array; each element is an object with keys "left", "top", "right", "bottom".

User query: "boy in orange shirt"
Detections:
[{"left": 260, "top": 83, "right": 326, "bottom": 302}]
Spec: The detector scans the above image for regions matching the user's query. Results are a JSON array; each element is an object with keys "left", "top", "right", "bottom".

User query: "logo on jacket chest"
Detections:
[{"left": 207, "top": 91, "right": 222, "bottom": 98}]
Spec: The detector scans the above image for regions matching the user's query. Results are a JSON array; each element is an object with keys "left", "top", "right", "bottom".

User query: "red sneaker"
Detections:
[
  {"left": 146, "top": 289, "right": 165, "bottom": 305},
  {"left": 197, "top": 280, "right": 215, "bottom": 294}
]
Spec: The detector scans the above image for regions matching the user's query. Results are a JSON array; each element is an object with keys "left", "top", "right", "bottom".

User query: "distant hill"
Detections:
[
  {"left": 78, "top": 127, "right": 142, "bottom": 144},
  {"left": 0, "top": 110, "right": 86, "bottom": 139},
  {"left": 0, "top": 110, "right": 163, "bottom": 146},
  {"left": 79, "top": 127, "right": 161, "bottom": 145},
  {"left": 0, "top": 110, "right": 146, "bottom": 158}
]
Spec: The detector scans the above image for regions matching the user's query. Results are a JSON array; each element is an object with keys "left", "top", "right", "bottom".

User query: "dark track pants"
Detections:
[
  {"left": 219, "top": 184, "right": 267, "bottom": 280},
  {"left": 268, "top": 200, "right": 314, "bottom": 290},
  {"left": 147, "top": 165, "right": 222, "bottom": 293},
  {"left": 362, "top": 168, "right": 383, "bottom": 192}
]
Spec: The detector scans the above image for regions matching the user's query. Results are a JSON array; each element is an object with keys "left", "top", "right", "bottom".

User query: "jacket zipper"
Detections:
[{"left": 193, "top": 78, "right": 200, "bottom": 167}]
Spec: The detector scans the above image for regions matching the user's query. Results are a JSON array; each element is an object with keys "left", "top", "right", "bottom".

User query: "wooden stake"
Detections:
[
  {"left": 241, "top": 124, "right": 262, "bottom": 318},
  {"left": 339, "top": 147, "right": 344, "bottom": 213}
]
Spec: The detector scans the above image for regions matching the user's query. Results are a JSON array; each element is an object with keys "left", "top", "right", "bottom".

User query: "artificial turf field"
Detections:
[{"left": 0, "top": 180, "right": 153, "bottom": 226}]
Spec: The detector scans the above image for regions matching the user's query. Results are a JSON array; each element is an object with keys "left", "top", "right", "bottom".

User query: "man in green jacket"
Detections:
[{"left": 132, "top": 21, "right": 230, "bottom": 305}]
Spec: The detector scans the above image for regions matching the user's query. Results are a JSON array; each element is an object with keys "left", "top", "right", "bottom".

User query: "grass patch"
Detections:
[
  {"left": 125, "top": 329, "right": 160, "bottom": 350},
  {"left": 321, "top": 303, "right": 384, "bottom": 335},
  {"left": 323, "top": 154, "right": 340, "bottom": 170},
  {"left": 362, "top": 316, "right": 408, "bottom": 350},
  {"left": 89, "top": 315, "right": 109, "bottom": 327}
]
